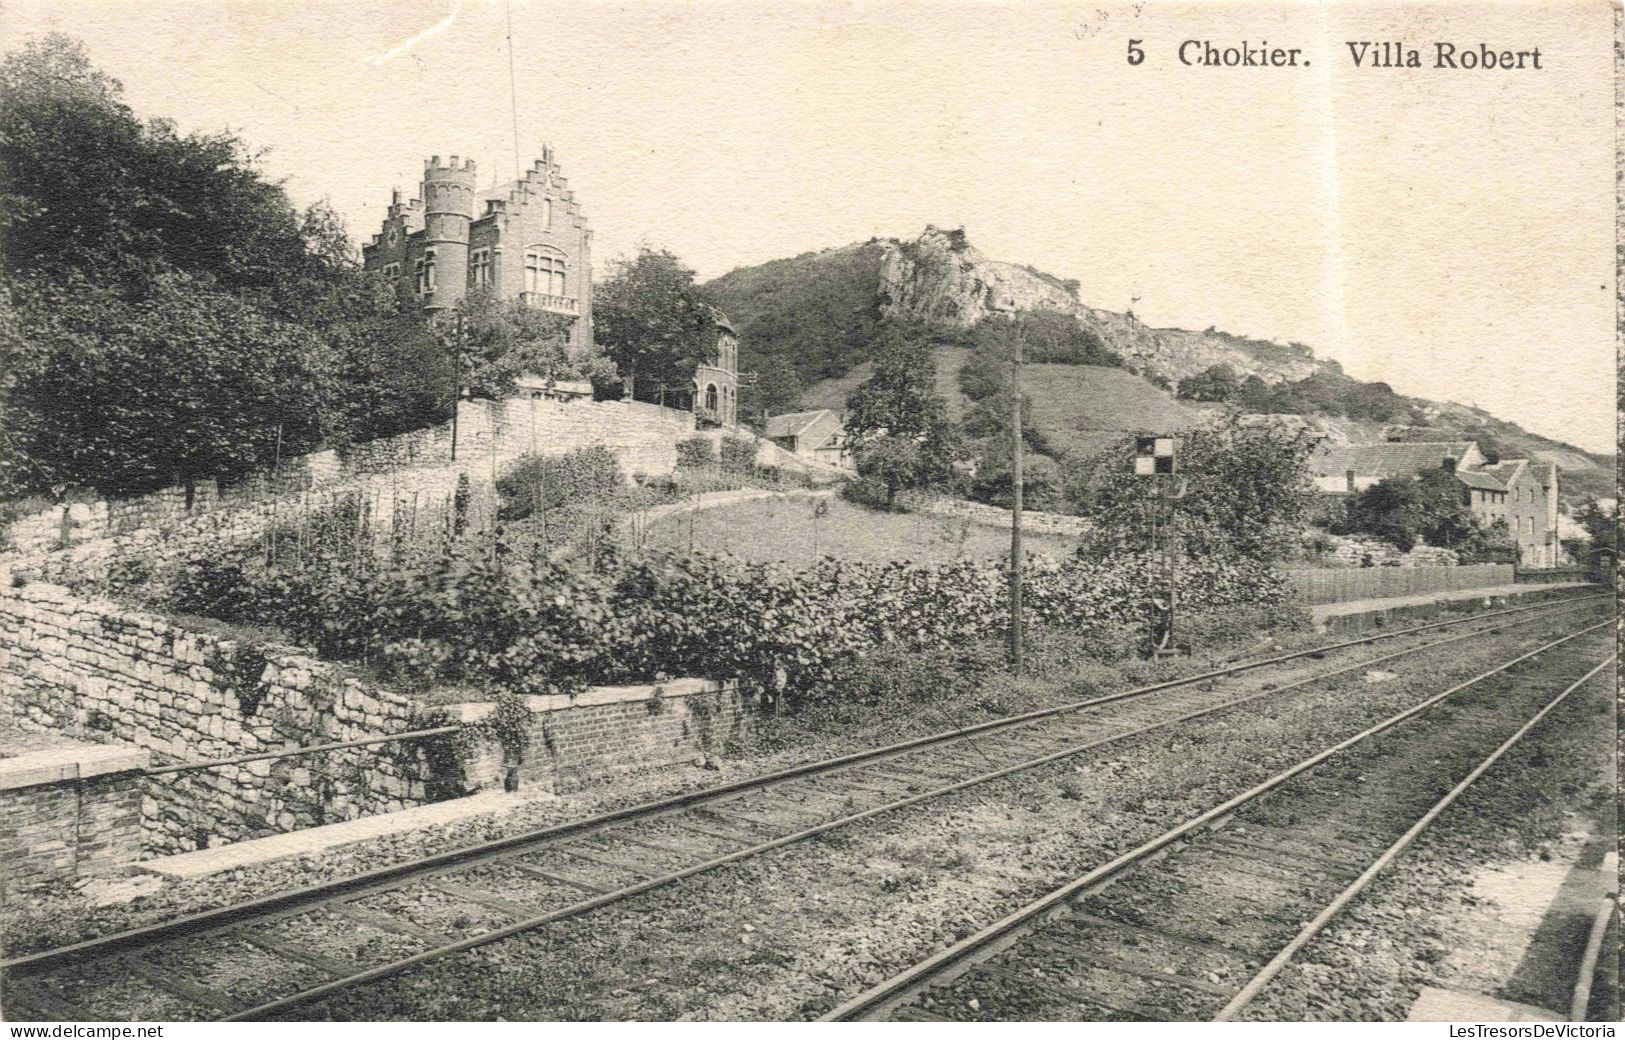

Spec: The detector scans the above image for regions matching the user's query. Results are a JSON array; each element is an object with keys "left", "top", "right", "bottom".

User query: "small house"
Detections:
[{"left": 765, "top": 409, "right": 850, "bottom": 468}]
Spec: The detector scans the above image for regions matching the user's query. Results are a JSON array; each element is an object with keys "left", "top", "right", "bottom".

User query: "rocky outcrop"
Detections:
[
  {"left": 877, "top": 226, "right": 1079, "bottom": 325},
  {"left": 876, "top": 225, "right": 1325, "bottom": 385}
]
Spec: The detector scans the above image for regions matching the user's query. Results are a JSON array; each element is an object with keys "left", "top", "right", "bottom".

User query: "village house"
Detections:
[
  {"left": 1311, "top": 441, "right": 1561, "bottom": 566},
  {"left": 765, "top": 409, "right": 850, "bottom": 469}
]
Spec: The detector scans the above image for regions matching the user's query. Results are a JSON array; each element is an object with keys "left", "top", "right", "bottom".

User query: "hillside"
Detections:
[{"left": 704, "top": 226, "right": 1613, "bottom": 503}]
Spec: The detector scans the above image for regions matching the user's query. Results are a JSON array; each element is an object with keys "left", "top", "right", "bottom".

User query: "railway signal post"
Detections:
[{"left": 1135, "top": 435, "right": 1187, "bottom": 658}]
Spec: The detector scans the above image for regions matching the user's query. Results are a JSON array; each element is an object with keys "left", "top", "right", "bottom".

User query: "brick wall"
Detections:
[
  {"left": 449, "top": 679, "right": 753, "bottom": 794},
  {"left": 0, "top": 740, "right": 149, "bottom": 890}
]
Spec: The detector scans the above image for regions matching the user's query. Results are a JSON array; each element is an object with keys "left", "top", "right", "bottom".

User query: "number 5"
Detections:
[{"left": 1127, "top": 39, "right": 1145, "bottom": 65}]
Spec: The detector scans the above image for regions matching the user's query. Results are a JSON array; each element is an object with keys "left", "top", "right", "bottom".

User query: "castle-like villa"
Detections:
[
  {"left": 361, "top": 148, "right": 737, "bottom": 426},
  {"left": 363, "top": 148, "right": 593, "bottom": 347}
]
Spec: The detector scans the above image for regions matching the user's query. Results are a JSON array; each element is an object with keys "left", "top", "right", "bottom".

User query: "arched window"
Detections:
[{"left": 705, "top": 384, "right": 719, "bottom": 414}]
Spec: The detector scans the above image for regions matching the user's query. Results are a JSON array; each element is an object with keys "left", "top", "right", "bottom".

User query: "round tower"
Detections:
[{"left": 420, "top": 155, "right": 476, "bottom": 311}]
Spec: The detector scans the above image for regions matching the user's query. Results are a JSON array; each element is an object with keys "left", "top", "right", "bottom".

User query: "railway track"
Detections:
[
  {"left": 823, "top": 624, "right": 1615, "bottom": 1022},
  {"left": 0, "top": 592, "right": 1609, "bottom": 1022}
]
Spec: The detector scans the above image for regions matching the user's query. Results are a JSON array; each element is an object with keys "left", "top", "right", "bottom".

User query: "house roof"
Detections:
[
  {"left": 1480, "top": 459, "right": 1528, "bottom": 480},
  {"left": 1313, "top": 441, "right": 1479, "bottom": 479},
  {"left": 1455, "top": 470, "right": 1506, "bottom": 492},
  {"left": 766, "top": 409, "right": 838, "bottom": 440},
  {"left": 704, "top": 304, "right": 737, "bottom": 336}
]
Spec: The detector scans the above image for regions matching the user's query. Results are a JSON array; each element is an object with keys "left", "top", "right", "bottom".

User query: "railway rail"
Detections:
[
  {"left": 822, "top": 624, "right": 1615, "bottom": 1021},
  {"left": 0, "top": 592, "right": 1610, "bottom": 1021}
]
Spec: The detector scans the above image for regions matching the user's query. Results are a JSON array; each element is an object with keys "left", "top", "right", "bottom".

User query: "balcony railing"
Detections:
[{"left": 519, "top": 292, "right": 580, "bottom": 315}]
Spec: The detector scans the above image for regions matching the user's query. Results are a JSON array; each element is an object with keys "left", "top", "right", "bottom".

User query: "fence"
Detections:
[
  {"left": 1284, "top": 564, "right": 1515, "bottom": 606},
  {"left": 1514, "top": 566, "right": 1591, "bottom": 585}
]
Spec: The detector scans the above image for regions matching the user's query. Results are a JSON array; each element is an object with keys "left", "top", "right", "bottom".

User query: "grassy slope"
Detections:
[
  {"left": 642, "top": 495, "right": 1076, "bottom": 568},
  {"left": 1021, "top": 364, "right": 1206, "bottom": 459},
  {"left": 802, "top": 352, "right": 1204, "bottom": 461}
]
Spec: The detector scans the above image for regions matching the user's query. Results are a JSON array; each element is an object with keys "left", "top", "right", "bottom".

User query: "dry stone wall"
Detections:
[
  {"left": 0, "top": 582, "right": 450, "bottom": 854},
  {"left": 0, "top": 579, "right": 758, "bottom": 861},
  {"left": 0, "top": 396, "right": 770, "bottom": 861}
]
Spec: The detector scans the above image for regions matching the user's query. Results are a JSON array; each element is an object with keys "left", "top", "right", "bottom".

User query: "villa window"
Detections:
[
  {"left": 525, "top": 250, "right": 567, "bottom": 297},
  {"left": 542, "top": 198, "right": 553, "bottom": 228},
  {"left": 383, "top": 261, "right": 401, "bottom": 281},
  {"left": 416, "top": 249, "right": 437, "bottom": 295},
  {"left": 470, "top": 248, "right": 494, "bottom": 289}
]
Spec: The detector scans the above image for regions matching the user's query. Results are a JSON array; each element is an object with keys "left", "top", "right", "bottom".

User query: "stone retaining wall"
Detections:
[
  {"left": 0, "top": 579, "right": 754, "bottom": 860},
  {"left": 0, "top": 581, "right": 447, "bottom": 855},
  {"left": 2, "top": 396, "right": 699, "bottom": 576}
]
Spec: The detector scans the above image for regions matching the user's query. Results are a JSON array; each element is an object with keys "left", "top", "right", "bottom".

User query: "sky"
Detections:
[{"left": 2, "top": 0, "right": 1616, "bottom": 453}]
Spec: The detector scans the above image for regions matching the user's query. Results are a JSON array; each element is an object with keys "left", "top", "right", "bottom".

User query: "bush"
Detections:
[
  {"left": 826, "top": 641, "right": 1004, "bottom": 708},
  {"left": 676, "top": 436, "right": 715, "bottom": 469},
  {"left": 148, "top": 528, "right": 1298, "bottom": 713},
  {"left": 1176, "top": 602, "right": 1312, "bottom": 654},
  {"left": 720, "top": 436, "right": 757, "bottom": 473},
  {"left": 840, "top": 476, "right": 900, "bottom": 511},
  {"left": 495, "top": 447, "right": 624, "bottom": 521}
]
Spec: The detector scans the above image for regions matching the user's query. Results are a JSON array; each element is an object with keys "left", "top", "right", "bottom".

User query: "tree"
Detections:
[
  {"left": 845, "top": 323, "right": 951, "bottom": 443},
  {"left": 737, "top": 351, "right": 802, "bottom": 428},
  {"left": 441, "top": 290, "right": 586, "bottom": 400},
  {"left": 854, "top": 436, "right": 927, "bottom": 510},
  {"left": 328, "top": 285, "right": 455, "bottom": 444},
  {"left": 1071, "top": 418, "right": 1317, "bottom": 562},
  {"left": 593, "top": 248, "right": 717, "bottom": 402},
  {"left": 0, "top": 34, "right": 464, "bottom": 495},
  {"left": 969, "top": 439, "right": 1061, "bottom": 511},
  {"left": 0, "top": 34, "right": 311, "bottom": 297},
  {"left": 1176, "top": 364, "right": 1241, "bottom": 403},
  {"left": 2, "top": 269, "right": 339, "bottom": 494},
  {"left": 1562, "top": 497, "right": 1619, "bottom": 576},
  {"left": 843, "top": 324, "right": 962, "bottom": 507},
  {"left": 1336, "top": 468, "right": 1480, "bottom": 553}
]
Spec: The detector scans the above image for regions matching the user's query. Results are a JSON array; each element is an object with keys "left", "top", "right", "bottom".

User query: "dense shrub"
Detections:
[
  {"left": 719, "top": 436, "right": 758, "bottom": 473},
  {"left": 1175, "top": 602, "right": 1313, "bottom": 653},
  {"left": 676, "top": 436, "right": 716, "bottom": 469},
  {"left": 840, "top": 476, "right": 899, "bottom": 511},
  {"left": 146, "top": 526, "right": 1295, "bottom": 712},
  {"left": 495, "top": 446, "right": 624, "bottom": 521},
  {"left": 828, "top": 641, "right": 1006, "bottom": 708}
]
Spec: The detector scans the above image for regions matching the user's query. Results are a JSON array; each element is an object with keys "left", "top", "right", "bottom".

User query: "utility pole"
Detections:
[{"left": 1008, "top": 313, "right": 1025, "bottom": 675}]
